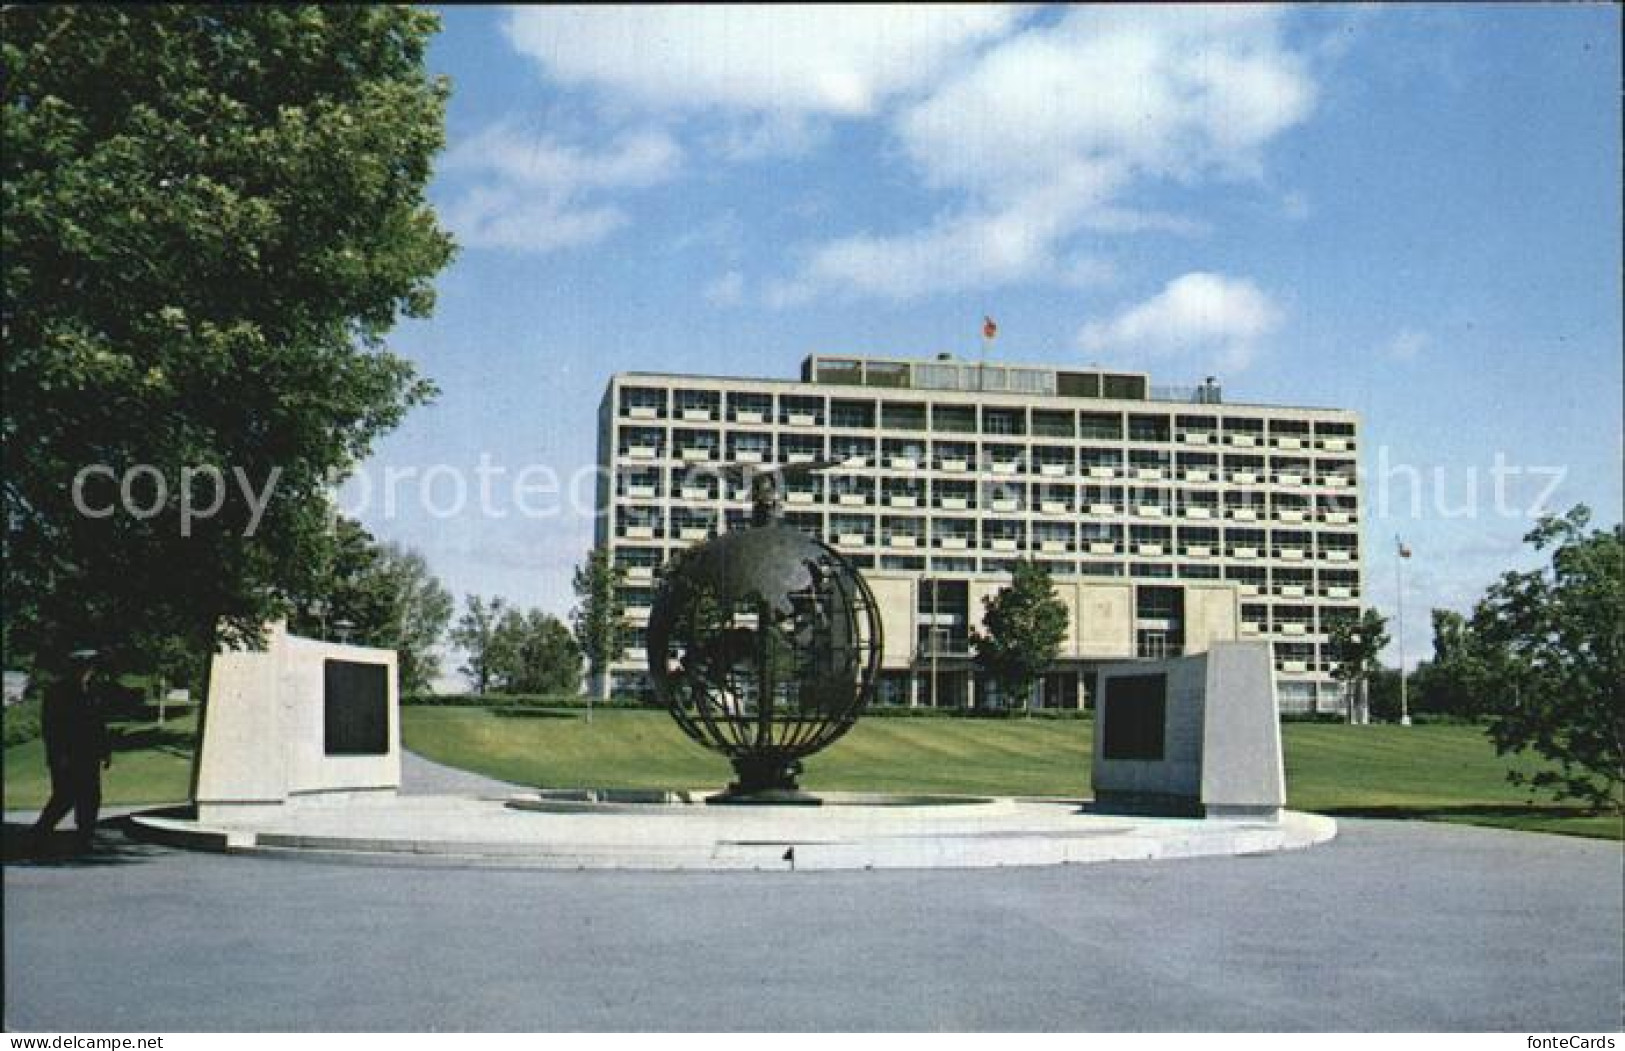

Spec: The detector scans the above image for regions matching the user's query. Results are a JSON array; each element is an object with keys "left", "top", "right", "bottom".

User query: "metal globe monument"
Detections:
[{"left": 647, "top": 463, "right": 882, "bottom": 803}]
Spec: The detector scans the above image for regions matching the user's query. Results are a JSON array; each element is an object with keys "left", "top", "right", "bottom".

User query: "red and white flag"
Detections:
[{"left": 983, "top": 316, "right": 998, "bottom": 341}]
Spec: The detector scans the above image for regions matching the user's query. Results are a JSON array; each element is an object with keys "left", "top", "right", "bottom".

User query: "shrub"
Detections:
[
  {"left": 402, "top": 692, "right": 658, "bottom": 710},
  {"left": 3, "top": 696, "right": 42, "bottom": 747},
  {"left": 1410, "top": 711, "right": 1485, "bottom": 727},
  {"left": 860, "top": 705, "right": 1092, "bottom": 720},
  {"left": 1280, "top": 711, "right": 1345, "bottom": 724}
]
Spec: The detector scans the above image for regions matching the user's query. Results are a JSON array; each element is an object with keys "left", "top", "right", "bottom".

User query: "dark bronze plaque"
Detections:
[
  {"left": 324, "top": 659, "right": 389, "bottom": 756},
  {"left": 1102, "top": 673, "right": 1167, "bottom": 761}
]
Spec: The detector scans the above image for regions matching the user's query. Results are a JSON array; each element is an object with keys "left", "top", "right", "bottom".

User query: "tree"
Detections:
[
  {"left": 970, "top": 560, "right": 1068, "bottom": 710},
  {"left": 1326, "top": 607, "right": 1389, "bottom": 725},
  {"left": 289, "top": 517, "right": 392, "bottom": 641},
  {"left": 1472, "top": 506, "right": 1623, "bottom": 812},
  {"left": 285, "top": 518, "right": 452, "bottom": 695},
  {"left": 1366, "top": 666, "right": 1406, "bottom": 723},
  {"left": 571, "top": 547, "right": 627, "bottom": 700},
  {"left": 450, "top": 596, "right": 509, "bottom": 696},
  {"left": 1410, "top": 609, "right": 1487, "bottom": 720},
  {"left": 2, "top": 8, "right": 454, "bottom": 677},
  {"left": 374, "top": 542, "right": 454, "bottom": 696},
  {"left": 493, "top": 609, "right": 581, "bottom": 696}
]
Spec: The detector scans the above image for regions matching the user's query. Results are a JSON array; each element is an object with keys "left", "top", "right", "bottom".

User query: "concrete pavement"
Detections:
[{"left": 4, "top": 817, "right": 1620, "bottom": 1031}]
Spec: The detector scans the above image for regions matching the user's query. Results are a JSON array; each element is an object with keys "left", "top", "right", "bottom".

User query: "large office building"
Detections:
[{"left": 595, "top": 353, "right": 1363, "bottom": 714}]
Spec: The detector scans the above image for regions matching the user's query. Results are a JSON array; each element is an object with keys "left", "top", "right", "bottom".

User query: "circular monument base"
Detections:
[
  {"left": 705, "top": 786, "right": 823, "bottom": 806},
  {"left": 128, "top": 792, "right": 1336, "bottom": 870}
]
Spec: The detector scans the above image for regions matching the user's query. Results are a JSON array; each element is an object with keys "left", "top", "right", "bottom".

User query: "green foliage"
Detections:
[
  {"left": 1472, "top": 506, "right": 1624, "bottom": 813},
  {"left": 3, "top": 696, "right": 43, "bottom": 747},
  {"left": 450, "top": 596, "right": 581, "bottom": 696},
  {"left": 571, "top": 546, "right": 627, "bottom": 698},
  {"left": 970, "top": 560, "right": 1069, "bottom": 707},
  {"left": 861, "top": 705, "right": 1091, "bottom": 720},
  {"left": 1410, "top": 609, "right": 1486, "bottom": 719},
  {"left": 1279, "top": 711, "right": 1347, "bottom": 724},
  {"left": 495, "top": 608, "right": 581, "bottom": 696},
  {"left": 449, "top": 595, "right": 507, "bottom": 696},
  {"left": 2, "top": 7, "right": 454, "bottom": 673},
  {"left": 4, "top": 708, "right": 199, "bottom": 808},
  {"left": 401, "top": 692, "right": 656, "bottom": 710},
  {"left": 1325, "top": 606, "right": 1389, "bottom": 717},
  {"left": 1366, "top": 666, "right": 1405, "bottom": 723},
  {"left": 374, "top": 541, "right": 455, "bottom": 695},
  {"left": 1409, "top": 712, "right": 1483, "bottom": 727},
  {"left": 287, "top": 517, "right": 452, "bottom": 694}
]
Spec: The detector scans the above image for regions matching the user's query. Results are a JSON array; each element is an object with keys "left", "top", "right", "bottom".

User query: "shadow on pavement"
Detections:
[{"left": 2, "top": 818, "right": 172, "bottom": 868}]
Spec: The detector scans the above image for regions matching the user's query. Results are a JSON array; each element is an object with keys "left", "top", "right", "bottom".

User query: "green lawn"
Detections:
[
  {"left": 401, "top": 708, "right": 1624, "bottom": 841},
  {"left": 5, "top": 705, "right": 1618, "bottom": 841},
  {"left": 2, "top": 710, "right": 198, "bottom": 810}
]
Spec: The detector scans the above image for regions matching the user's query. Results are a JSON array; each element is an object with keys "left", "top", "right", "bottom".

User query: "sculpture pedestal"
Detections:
[
  {"left": 705, "top": 787, "right": 823, "bottom": 806},
  {"left": 193, "top": 622, "right": 400, "bottom": 824},
  {"left": 1091, "top": 642, "right": 1285, "bottom": 822},
  {"left": 705, "top": 755, "right": 823, "bottom": 805}
]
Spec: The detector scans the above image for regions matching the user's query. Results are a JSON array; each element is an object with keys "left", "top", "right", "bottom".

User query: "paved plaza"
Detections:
[{"left": 4, "top": 812, "right": 1620, "bottom": 1031}]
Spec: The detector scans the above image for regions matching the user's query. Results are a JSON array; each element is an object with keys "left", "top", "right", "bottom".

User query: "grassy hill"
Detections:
[
  {"left": 4, "top": 705, "right": 1618, "bottom": 840},
  {"left": 400, "top": 708, "right": 1621, "bottom": 839}
]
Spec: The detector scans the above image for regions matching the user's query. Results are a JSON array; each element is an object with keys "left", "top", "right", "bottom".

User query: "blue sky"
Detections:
[{"left": 347, "top": 5, "right": 1622, "bottom": 677}]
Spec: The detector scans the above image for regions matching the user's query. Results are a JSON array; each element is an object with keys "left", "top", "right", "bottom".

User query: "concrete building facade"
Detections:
[{"left": 595, "top": 354, "right": 1362, "bottom": 714}]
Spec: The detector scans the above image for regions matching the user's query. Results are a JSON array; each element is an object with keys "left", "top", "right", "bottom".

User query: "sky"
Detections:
[{"left": 344, "top": 5, "right": 1623, "bottom": 683}]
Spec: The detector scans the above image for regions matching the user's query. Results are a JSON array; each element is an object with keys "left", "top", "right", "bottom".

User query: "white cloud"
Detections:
[
  {"left": 703, "top": 270, "right": 745, "bottom": 307},
  {"left": 440, "top": 185, "right": 628, "bottom": 254},
  {"left": 439, "top": 121, "right": 682, "bottom": 253},
  {"left": 1061, "top": 254, "right": 1119, "bottom": 289},
  {"left": 769, "top": 164, "right": 1119, "bottom": 303},
  {"left": 445, "top": 121, "right": 681, "bottom": 189},
  {"left": 702, "top": 113, "right": 829, "bottom": 162},
  {"left": 897, "top": 8, "right": 1313, "bottom": 195},
  {"left": 492, "top": 7, "right": 1321, "bottom": 295},
  {"left": 670, "top": 211, "right": 746, "bottom": 259},
  {"left": 781, "top": 7, "right": 1317, "bottom": 301},
  {"left": 503, "top": 6, "right": 1018, "bottom": 116},
  {"left": 1383, "top": 328, "right": 1429, "bottom": 361},
  {"left": 1077, "top": 272, "right": 1283, "bottom": 369}
]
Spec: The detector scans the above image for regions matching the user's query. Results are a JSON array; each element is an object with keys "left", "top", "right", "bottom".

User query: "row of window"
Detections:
[
  {"left": 616, "top": 387, "right": 1355, "bottom": 442},
  {"left": 615, "top": 429, "right": 1355, "bottom": 460},
  {"left": 616, "top": 441, "right": 1357, "bottom": 480},
  {"left": 619, "top": 488, "right": 1356, "bottom": 517},
  {"left": 617, "top": 442, "right": 1352, "bottom": 466},
  {"left": 616, "top": 508, "right": 1360, "bottom": 538},
  {"left": 608, "top": 628, "right": 1344, "bottom": 677},
  {"left": 615, "top": 510, "right": 1357, "bottom": 546}
]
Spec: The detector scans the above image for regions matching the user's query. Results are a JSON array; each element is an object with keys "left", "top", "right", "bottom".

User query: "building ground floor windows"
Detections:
[{"left": 611, "top": 663, "right": 1345, "bottom": 716}]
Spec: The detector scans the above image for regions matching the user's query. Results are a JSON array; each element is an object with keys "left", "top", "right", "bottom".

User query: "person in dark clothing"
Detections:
[{"left": 31, "top": 649, "right": 114, "bottom": 852}]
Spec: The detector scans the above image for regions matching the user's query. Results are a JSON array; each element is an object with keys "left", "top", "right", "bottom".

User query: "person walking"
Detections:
[{"left": 31, "top": 649, "right": 113, "bottom": 853}]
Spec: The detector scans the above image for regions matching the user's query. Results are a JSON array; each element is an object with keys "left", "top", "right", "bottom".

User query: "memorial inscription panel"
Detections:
[
  {"left": 1102, "top": 673, "right": 1167, "bottom": 761},
  {"left": 323, "top": 659, "right": 389, "bottom": 756}
]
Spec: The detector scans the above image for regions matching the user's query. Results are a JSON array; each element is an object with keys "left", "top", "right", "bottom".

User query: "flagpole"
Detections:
[
  {"left": 980, "top": 316, "right": 996, "bottom": 391},
  {"left": 1396, "top": 535, "right": 1410, "bottom": 727}
]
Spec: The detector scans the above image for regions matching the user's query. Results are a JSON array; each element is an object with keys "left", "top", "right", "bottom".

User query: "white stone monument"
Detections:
[
  {"left": 193, "top": 622, "right": 400, "bottom": 823},
  {"left": 1091, "top": 641, "right": 1285, "bottom": 821}
]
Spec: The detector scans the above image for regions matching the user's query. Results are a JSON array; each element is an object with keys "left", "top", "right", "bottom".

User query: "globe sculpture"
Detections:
[{"left": 647, "top": 464, "right": 882, "bottom": 804}]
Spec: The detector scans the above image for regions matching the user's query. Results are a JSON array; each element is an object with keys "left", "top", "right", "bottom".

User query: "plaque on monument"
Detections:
[
  {"left": 1101, "top": 672, "right": 1167, "bottom": 761},
  {"left": 323, "top": 659, "right": 389, "bottom": 756}
]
